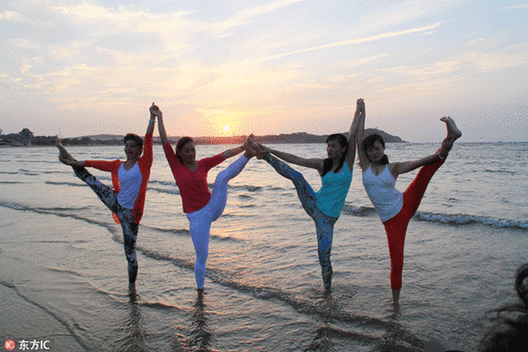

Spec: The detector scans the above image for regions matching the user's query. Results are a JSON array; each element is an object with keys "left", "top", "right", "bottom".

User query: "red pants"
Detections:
[{"left": 382, "top": 157, "right": 445, "bottom": 290}]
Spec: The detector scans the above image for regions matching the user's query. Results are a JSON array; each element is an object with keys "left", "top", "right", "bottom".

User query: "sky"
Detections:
[{"left": 1, "top": 0, "right": 527, "bottom": 142}]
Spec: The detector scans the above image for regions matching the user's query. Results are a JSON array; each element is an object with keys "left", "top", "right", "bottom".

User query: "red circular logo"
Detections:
[{"left": 4, "top": 339, "right": 16, "bottom": 351}]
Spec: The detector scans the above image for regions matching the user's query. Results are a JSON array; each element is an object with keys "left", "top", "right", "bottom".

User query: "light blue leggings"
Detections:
[
  {"left": 264, "top": 154, "right": 338, "bottom": 292},
  {"left": 186, "top": 155, "right": 249, "bottom": 289}
]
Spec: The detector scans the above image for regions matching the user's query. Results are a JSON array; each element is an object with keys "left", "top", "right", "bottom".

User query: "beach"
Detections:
[{"left": 1, "top": 142, "right": 527, "bottom": 351}]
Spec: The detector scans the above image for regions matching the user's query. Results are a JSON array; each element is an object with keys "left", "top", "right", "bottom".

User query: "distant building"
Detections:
[{"left": 0, "top": 128, "right": 34, "bottom": 146}]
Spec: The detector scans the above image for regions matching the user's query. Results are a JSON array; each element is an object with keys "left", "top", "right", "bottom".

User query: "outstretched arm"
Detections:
[
  {"left": 259, "top": 144, "right": 324, "bottom": 173},
  {"left": 390, "top": 154, "right": 439, "bottom": 177},
  {"left": 222, "top": 143, "right": 246, "bottom": 159},
  {"left": 390, "top": 116, "right": 461, "bottom": 177},
  {"left": 356, "top": 99, "right": 370, "bottom": 171},
  {"left": 146, "top": 103, "right": 156, "bottom": 135},
  {"left": 151, "top": 104, "right": 168, "bottom": 145},
  {"left": 345, "top": 98, "right": 364, "bottom": 172}
]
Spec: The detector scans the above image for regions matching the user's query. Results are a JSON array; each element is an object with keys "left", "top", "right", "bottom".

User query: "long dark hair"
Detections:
[
  {"left": 175, "top": 137, "right": 194, "bottom": 164},
  {"left": 478, "top": 263, "right": 528, "bottom": 352},
  {"left": 322, "top": 133, "right": 348, "bottom": 177},
  {"left": 362, "top": 134, "right": 389, "bottom": 165}
]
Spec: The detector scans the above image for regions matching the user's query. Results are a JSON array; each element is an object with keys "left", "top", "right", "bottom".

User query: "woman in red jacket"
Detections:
[{"left": 56, "top": 104, "right": 156, "bottom": 292}]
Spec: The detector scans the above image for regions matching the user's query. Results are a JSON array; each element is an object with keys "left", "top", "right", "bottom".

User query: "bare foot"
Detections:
[
  {"left": 438, "top": 117, "right": 462, "bottom": 158},
  {"left": 440, "top": 116, "right": 462, "bottom": 142},
  {"left": 128, "top": 283, "right": 139, "bottom": 301},
  {"left": 55, "top": 138, "right": 77, "bottom": 164},
  {"left": 392, "top": 289, "right": 400, "bottom": 307}
]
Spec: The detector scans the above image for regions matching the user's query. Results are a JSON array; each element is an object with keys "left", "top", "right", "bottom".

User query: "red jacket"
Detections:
[{"left": 85, "top": 133, "right": 153, "bottom": 224}]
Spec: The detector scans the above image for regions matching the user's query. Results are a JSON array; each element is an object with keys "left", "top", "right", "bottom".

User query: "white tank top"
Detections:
[
  {"left": 117, "top": 163, "right": 142, "bottom": 209},
  {"left": 362, "top": 164, "right": 403, "bottom": 222}
]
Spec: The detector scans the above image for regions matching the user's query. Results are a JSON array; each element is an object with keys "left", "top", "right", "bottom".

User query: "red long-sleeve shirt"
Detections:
[{"left": 163, "top": 142, "right": 224, "bottom": 213}]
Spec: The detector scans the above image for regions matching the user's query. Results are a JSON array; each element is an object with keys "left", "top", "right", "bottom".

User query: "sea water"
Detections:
[{"left": 1, "top": 142, "right": 527, "bottom": 351}]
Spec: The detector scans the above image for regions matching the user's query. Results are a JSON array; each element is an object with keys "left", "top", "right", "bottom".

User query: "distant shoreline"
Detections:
[
  {"left": 3, "top": 128, "right": 405, "bottom": 147},
  {"left": 2, "top": 141, "right": 526, "bottom": 148}
]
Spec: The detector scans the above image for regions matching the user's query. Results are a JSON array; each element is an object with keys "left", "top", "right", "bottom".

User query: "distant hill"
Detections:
[
  {"left": 255, "top": 129, "right": 405, "bottom": 144},
  {"left": 1, "top": 128, "right": 405, "bottom": 147},
  {"left": 83, "top": 134, "right": 124, "bottom": 141},
  {"left": 83, "top": 129, "right": 406, "bottom": 145},
  {"left": 362, "top": 128, "right": 406, "bottom": 143}
]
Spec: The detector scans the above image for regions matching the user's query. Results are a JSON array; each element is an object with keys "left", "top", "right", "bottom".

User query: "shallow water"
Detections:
[{"left": 1, "top": 142, "right": 527, "bottom": 351}]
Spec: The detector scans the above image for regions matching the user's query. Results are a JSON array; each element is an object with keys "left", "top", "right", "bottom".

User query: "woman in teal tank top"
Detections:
[{"left": 251, "top": 99, "right": 364, "bottom": 294}]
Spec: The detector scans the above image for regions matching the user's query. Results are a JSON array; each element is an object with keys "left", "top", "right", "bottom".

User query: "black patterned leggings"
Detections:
[{"left": 73, "top": 167, "right": 139, "bottom": 283}]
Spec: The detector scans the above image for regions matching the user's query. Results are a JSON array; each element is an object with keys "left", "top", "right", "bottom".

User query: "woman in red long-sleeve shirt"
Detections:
[{"left": 151, "top": 105, "right": 257, "bottom": 292}]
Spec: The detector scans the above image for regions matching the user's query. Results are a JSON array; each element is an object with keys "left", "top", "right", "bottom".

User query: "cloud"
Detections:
[
  {"left": 242, "top": 22, "right": 443, "bottom": 65},
  {"left": 500, "top": 4, "right": 528, "bottom": 10},
  {"left": 11, "top": 38, "right": 41, "bottom": 50},
  {"left": 1, "top": 0, "right": 526, "bottom": 141},
  {"left": 210, "top": 0, "right": 305, "bottom": 34},
  {"left": 464, "top": 44, "right": 528, "bottom": 72}
]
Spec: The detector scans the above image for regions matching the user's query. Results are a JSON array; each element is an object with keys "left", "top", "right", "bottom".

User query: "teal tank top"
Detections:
[{"left": 316, "top": 161, "right": 352, "bottom": 218}]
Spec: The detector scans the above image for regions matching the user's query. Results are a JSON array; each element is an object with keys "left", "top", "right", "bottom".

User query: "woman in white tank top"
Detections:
[{"left": 356, "top": 99, "right": 462, "bottom": 306}]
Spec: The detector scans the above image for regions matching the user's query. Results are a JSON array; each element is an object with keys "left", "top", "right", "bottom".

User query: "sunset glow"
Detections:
[{"left": 1, "top": 1, "right": 527, "bottom": 142}]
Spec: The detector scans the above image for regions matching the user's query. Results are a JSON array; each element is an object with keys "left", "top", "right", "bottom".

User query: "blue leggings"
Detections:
[
  {"left": 264, "top": 155, "right": 338, "bottom": 292},
  {"left": 73, "top": 167, "right": 139, "bottom": 283},
  {"left": 186, "top": 155, "right": 249, "bottom": 289}
]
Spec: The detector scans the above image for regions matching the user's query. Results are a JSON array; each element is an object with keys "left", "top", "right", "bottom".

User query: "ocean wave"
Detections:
[
  {"left": 140, "top": 180, "right": 262, "bottom": 193},
  {"left": 229, "top": 184, "right": 263, "bottom": 192},
  {"left": 148, "top": 187, "right": 180, "bottom": 195},
  {"left": 148, "top": 180, "right": 178, "bottom": 187},
  {"left": 46, "top": 181, "right": 87, "bottom": 187},
  {"left": 341, "top": 204, "right": 378, "bottom": 217},
  {"left": 18, "top": 169, "right": 39, "bottom": 176},
  {"left": 141, "top": 225, "right": 190, "bottom": 236},
  {"left": 340, "top": 204, "right": 528, "bottom": 230},
  {"left": 140, "top": 224, "right": 243, "bottom": 243},
  {"left": 484, "top": 168, "right": 517, "bottom": 175},
  {"left": 42, "top": 170, "right": 66, "bottom": 174},
  {"left": 47, "top": 267, "right": 82, "bottom": 277},
  {"left": 0, "top": 201, "right": 119, "bottom": 235},
  {"left": 415, "top": 211, "right": 528, "bottom": 230}
]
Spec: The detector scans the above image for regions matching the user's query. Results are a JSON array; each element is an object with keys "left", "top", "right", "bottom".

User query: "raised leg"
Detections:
[
  {"left": 438, "top": 117, "right": 462, "bottom": 158},
  {"left": 262, "top": 154, "right": 318, "bottom": 218},
  {"left": 209, "top": 154, "right": 249, "bottom": 221}
]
